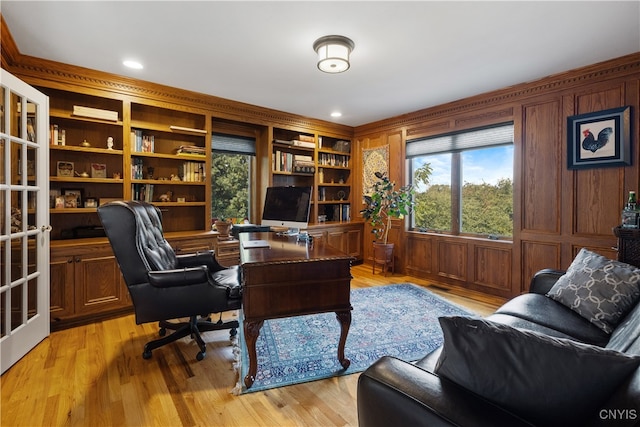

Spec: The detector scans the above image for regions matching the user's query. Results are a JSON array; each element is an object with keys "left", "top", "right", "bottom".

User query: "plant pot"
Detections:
[
  {"left": 372, "top": 242, "right": 395, "bottom": 276},
  {"left": 215, "top": 221, "right": 232, "bottom": 240}
]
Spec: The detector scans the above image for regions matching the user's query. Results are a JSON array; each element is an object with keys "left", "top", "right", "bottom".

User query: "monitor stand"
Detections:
[{"left": 276, "top": 228, "right": 300, "bottom": 237}]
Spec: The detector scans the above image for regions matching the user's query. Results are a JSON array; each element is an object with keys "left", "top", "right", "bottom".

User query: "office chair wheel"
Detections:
[
  {"left": 159, "top": 327, "right": 167, "bottom": 337},
  {"left": 143, "top": 349, "right": 152, "bottom": 359},
  {"left": 196, "top": 351, "right": 205, "bottom": 361},
  {"left": 229, "top": 328, "right": 238, "bottom": 337}
]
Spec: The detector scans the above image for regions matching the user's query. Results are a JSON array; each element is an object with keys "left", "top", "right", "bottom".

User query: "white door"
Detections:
[{"left": 0, "top": 69, "right": 50, "bottom": 374}]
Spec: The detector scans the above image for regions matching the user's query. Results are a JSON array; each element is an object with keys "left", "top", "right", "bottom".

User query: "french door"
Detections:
[{"left": 0, "top": 69, "right": 50, "bottom": 374}]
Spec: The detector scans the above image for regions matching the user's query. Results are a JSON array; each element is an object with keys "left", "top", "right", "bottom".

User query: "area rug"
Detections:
[{"left": 232, "top": 283, "right": 473, "bottom": 394}]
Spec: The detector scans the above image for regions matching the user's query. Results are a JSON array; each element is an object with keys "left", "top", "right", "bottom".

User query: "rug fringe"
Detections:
[{"left": 230, "top": 331, "right": 243, "bottom": 396}]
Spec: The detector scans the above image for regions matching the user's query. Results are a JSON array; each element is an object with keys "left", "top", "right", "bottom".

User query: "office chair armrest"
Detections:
[
  {"left": 147, "top": 266, "right": 209, "bottom": 288},
  {"left": 176, "top": 251, "right": 225, "bottom": 273}
]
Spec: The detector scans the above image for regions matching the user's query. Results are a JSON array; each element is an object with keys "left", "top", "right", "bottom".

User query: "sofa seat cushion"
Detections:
[
  {"left": 434, "top": 316, "right": 640, "bottom": 427},
  {"left": 495, "top": 293, "right": 610, "bottom": 346},
  {"left": 546, "top": 248, "right": 640, "bottom": 334}
]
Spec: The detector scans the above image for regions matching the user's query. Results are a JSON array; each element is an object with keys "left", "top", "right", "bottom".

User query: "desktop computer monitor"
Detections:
[{"left": 261, "top": 186, "right": 312, "bottom": 235}]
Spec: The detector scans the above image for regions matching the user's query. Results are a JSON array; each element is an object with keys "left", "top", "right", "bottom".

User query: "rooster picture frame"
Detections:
[{"left": 567, "top": 106, "right": 632, "bottom": 170}]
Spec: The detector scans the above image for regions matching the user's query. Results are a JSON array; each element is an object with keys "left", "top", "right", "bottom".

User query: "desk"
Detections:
[{"left": 240, "top": 232, "right": 353, "bottom": 388}]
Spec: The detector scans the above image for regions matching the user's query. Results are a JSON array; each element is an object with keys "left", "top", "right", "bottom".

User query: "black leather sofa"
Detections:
[{"left": 358, "top": 266, "right": 640, "bottom": 427}]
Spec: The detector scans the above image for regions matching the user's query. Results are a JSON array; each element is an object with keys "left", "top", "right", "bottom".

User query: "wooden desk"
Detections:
[{"left": 240, "top": 232, "right": 353, "bottom": 388}]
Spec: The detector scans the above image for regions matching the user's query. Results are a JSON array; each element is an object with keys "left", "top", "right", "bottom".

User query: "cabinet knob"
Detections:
[{"left": 74, "top": 257, "right": 81, "bottom": 263}]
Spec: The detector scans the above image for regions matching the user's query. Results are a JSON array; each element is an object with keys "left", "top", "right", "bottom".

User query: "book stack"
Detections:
[
  {"left": 131, "top": 158, "right": 144, "bottom": 179},
  {"left": 132, "top": 184, "right": 154, "bottom": 202},
  {"left": 175, "top": 145, "right": 206, "bottom": 156},
  {"left": 49, "top": 124, "right": 66, "bottom": 145},
  {"left": 130, "top": 130, "right": 154, "bottom": 153},
  {"left": 292, "top": 134, "right": 315, "bottom": 149},
  {"left": 319, "top": 152, "right": 349, "bottom": 167},
  {"left": 182, "top": 161, "right": 205, "bottom": 182},
  {"left": 293, "top": 154, "right": 315, "bottom": 173}
]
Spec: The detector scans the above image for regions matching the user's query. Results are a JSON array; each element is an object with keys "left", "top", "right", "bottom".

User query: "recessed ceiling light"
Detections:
[
  {"left": 123, "top": 60, "right": 143, "bottom": 70},
  {"left": 331, "top": 111, "right": 342, "bottom": 118}
]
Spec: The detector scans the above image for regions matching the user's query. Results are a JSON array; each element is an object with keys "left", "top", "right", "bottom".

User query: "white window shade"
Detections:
[{"left": 406, "top": 123, "right": 514, "bottom": 158}]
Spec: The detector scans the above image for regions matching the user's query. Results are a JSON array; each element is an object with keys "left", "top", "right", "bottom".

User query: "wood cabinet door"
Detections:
[
  {"left": 345, "top": 228, "right": 362, "bottom": 260},
  {"left": 327, "top": 230, "right": 345, "bottom": 252},
  {"left": 74, "top": 250, "right": 129, "bottom": 315},
  {"left": 49, "top": 254, "right": 75, "bottom": 321}
]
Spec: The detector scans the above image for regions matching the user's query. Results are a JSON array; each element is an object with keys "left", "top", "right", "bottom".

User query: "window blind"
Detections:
[
  {"left": 212, "top": 132, "right": 256, "bottom": 155},
  {"left": 406, "top": 122, "right": 514, "bottom": 158}
]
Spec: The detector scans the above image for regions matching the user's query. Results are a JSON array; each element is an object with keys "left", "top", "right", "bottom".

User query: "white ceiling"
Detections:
[{"left": 2, "top": 1, "right": 639, "bottom": 127}]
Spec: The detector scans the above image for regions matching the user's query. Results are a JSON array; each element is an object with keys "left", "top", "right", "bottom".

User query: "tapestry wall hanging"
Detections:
[{"left": 363, "top": 145, "right": 389, "bottom": 196}]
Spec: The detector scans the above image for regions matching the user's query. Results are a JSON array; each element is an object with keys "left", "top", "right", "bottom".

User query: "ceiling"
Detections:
[{"left": 2, "top": 1, "right": 639, "bottom": 127}]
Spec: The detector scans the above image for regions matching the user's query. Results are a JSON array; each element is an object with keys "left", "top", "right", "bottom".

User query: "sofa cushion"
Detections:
[
  {"left": 434, "top": 316, "right": 640, "bottom": 426},
  {"left": 546, "top": 248, "right": 640, "bottom": 334}
]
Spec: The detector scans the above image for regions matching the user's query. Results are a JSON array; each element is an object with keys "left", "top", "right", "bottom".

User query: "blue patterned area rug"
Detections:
[{"left": 232, "top": 283, "right": 472, "bottom": 394}]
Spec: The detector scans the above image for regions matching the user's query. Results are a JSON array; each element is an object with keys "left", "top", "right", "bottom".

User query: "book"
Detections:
[
  {"left": 292, "top": 140, "right": 315, "bottom": 148},
  {"left": 72, "top": 105, "right": 118, "bottom": 121},
  {"left": 297, "top": 134, "right": 315, "bottom": 143}
]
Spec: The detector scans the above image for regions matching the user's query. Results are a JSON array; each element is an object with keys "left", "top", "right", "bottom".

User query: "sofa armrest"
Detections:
[
  {"left": 528, "top": 268, "right": 565, "bottom": 295},
  {"left": 357, "top": 356, "right": 534, "bottom": 427}
]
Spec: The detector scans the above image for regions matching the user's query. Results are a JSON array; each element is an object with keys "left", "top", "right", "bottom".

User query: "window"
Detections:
[
  {"left": 407, "top": 123, "right": 514, "bottom": 238},
  {"left": 211, "top": 133, "right": 255, "bottom": 222}
]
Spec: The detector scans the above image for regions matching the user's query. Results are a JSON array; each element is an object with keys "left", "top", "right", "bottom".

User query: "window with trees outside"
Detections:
[
  {"left": 406, "top": 123, "right": 514, "bottom": 238},
  {"left": 211, "top": 133, "right": 255, "bottom": 223}
]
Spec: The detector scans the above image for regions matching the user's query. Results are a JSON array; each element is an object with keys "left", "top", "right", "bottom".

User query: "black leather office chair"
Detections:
[{"left": 97, "top": 200, "right": 242, "bottom": 361}]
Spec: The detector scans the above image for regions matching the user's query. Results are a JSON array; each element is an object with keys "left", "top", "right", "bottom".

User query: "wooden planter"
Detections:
[
  {"left": 215, "top": 221, "right": 232, "bottom": 240},
  {"left": 372, "top": 242, "right": 395, "bottom": 276}
]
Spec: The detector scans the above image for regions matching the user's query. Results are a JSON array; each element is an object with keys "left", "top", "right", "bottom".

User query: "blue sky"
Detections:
[{"left": 411, "top": 145, "right": 514, "bottom": 191}]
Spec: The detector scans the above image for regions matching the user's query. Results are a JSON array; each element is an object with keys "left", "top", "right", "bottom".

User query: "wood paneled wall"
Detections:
[
  {"left": 2, "top": 13, "right": 638, "bottom": 298},
  {"left": 354, "top": 53, "right": 640, "bottom": 298}
]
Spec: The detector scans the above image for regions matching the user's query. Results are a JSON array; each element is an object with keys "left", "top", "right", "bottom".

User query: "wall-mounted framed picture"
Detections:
[
  {"left": 61, "top": 188, "right": 83, "bottom": 208},
  {"left": 567, "top": 106, "right": 632, "bottom": 170}
]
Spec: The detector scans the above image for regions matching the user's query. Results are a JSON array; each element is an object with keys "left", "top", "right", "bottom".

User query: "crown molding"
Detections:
[
  {"left": 355, "top": 52, "right": 640, "bottom": 136},
  {"left": 0, "top": 14, "right": 353, "bottom": 137}
]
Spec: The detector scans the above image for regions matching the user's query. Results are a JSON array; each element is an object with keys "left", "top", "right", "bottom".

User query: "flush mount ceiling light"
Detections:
[
  {"left": 123, "top": 60, "right": 143, "bottom": 70},
  {"left": 313, "top": 35, "right": 355, "bottom": 73}
]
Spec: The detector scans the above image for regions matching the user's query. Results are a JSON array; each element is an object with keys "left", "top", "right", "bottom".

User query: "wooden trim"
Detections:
[
  {"left": 0, "top": 14, "right": 353, "bottom": 138},
  {"left": 355, "top": 53, "right": 640, "bottom": 135}
]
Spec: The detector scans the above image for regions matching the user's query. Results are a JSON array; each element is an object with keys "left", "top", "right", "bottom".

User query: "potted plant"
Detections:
[
  {"left": 360, "top": 172, "right": 414, "bottom": 274},
  {"left": 214, "top": 218, "right": 232, "bottom": 240}
]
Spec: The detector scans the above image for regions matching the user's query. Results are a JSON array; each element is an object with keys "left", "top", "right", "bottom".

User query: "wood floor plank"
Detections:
[{"left": 1, "top": 264, "right": 504, "bottom": 426}]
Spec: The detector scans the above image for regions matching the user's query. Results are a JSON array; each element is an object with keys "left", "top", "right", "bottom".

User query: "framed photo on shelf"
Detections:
[
  {"left": 90, "top": 163, "right": 107, "bottom": 178},
  {"left": 62, "top": 188, "right": 83, "bottom": 208},
  {"left": 567, "top": 106, "right": 632, "bottom": 170},
  {"left": 56, "top": 161, "right": 74, "bottom": 177}
]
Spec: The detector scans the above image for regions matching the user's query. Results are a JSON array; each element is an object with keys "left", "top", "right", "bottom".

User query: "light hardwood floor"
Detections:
[{"left": 1, "top": 264, "right": 505, "bottom": 427}]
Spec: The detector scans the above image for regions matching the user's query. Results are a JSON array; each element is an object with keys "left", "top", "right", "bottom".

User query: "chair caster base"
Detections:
[
  {"left": 143, "top": 349, "right": 152, "bottom": 359},
  {"left": 196, "top": 351, "right": 205, "bottom": 361}
]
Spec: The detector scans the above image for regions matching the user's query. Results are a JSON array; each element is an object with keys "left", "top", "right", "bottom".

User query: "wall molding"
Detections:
[{"left": 355, "top": 53, "right": 640, "bottom": 135}]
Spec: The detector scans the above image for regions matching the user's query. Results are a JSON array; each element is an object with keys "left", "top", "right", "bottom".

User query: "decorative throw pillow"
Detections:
[
  {"left": 546, "top": 248, "right": 640, "bottom": 334},
  {"left": 434, "top": 316, "right": 640, "bottom": 426}
]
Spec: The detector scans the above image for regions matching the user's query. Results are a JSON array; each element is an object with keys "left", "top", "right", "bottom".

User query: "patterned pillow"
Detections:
[{"left": 546, "top": 248, "right": 640, "bottom": 333}]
